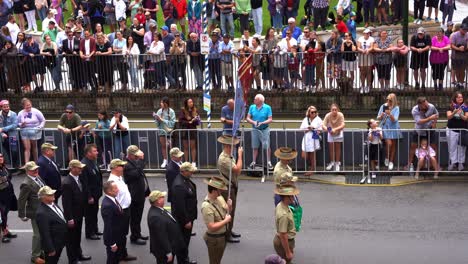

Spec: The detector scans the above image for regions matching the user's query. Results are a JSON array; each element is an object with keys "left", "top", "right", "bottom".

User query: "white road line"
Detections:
[{"left": 9, "top": 229, "right": 33, "bottom": 233}]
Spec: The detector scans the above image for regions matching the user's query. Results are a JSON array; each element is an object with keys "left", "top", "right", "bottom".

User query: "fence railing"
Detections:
[
  {"left": 1, "top": 51, "right": 466, "bottom": 94},
  {"left": 1, "top": 128, "right": 467, "bottom": 180}
]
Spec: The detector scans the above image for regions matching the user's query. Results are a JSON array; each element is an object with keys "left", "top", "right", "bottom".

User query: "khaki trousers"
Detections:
[
  {"left": 221, "top": 183, "right": 237, "bottom": 237},
  {"left": 273, "top": 235, "right": 295, "bottom": 264},
  {"left": 31, "top": 219, "right": 42, "bottom": 260},
  {"left": 203, "top": 233, "right": 226, "bottom": 264}
]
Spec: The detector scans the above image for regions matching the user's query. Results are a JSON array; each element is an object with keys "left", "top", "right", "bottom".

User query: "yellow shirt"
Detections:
[
  {"left": 201, "top": 195, "right": 228, "bottom": 234},
  {"left": 275, "top": 202, "right": 296, "bottom": 239},
  {"left": 217, "top": 151, "right": 238, "bottom": 183},
  {"left": 273, "top": 162, "right": 292, "bottom": 186}
]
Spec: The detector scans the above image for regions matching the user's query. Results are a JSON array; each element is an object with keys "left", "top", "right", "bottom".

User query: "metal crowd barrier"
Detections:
[
  {"left": 1, "top": 128, "right": 466, "bottom": 180},
  {"left": 1, "top": 52, "right": 466, "bottom": 93}
]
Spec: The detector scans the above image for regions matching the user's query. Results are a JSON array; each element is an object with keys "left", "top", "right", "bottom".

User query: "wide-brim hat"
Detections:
[
  {"left": 274, "top": 184, "right": 300, "bottom": 196},
  {"left": 278, "top": 172, "right": 298, "bottom": 185},
  {"left": 274, "top": 147, "right": 297, "bottom": 160},
  {"left": 204, "top": 176, "right": 228, "bottom": 190},
  {"left": 217, "top": 135, "right": 240, "bottom": 145}
]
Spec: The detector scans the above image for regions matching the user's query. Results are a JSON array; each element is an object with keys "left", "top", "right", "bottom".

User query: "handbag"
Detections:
[{"left": 289, "top": 196, "right": 303, "bottom": 232}]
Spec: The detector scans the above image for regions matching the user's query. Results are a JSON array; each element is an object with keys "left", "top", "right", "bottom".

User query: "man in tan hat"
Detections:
[
  {"left": 216, "top": 135, "right": 242, "bottom": 243},
  {"left": 107, "top": 159, "right": 138, "bottom": 262},
  {"left": 201, "top": 176, "right": 233, "bottom": 264},
  {"left": 274, "top": 184, "right": 300, "bottom": 264},
  {"left": 37, "top": 143, "right": 62, "bottom": 201},
  {"left": 18, "top": 161, "right": 46, "bottom": 264},
  {"left": 124, "top": 145, "right": 150, "bottom": 245},
  {"left": 36, "top": 186, "right": 68, "bottom": 264},
  {"left": 61, "top": 160, "right": 92, "bottom": 263},
  {"left": 147, "top": 190, "right": 189, "bottom": 263},
  {"left": 171, "top": 162, "right": 198, "bottom": 264},
  {"left": 273, "top": 147, "right": 297, "bottom": 187},
  {"left": 166, "top": 147, "right": 184, "bottom": 203}
]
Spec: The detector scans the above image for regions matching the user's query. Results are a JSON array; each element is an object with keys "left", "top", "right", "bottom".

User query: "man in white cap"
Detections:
[
  {"left": 165, "top": 147, "right": 184, "bottom": 203},
  {"left": 357, "top": 28, "right": 375, "bottom": 94},
  {"left": 61, "top": 160, "right": 91, "bottom": 263},
  {"left": 36, "top": 186, "right": 68, "bottom": 264},
  {"left": 124, "top": 145, "right": 150, "bottom": 245},
  {"left": 107, "top": 159, "right": 138, "bottom": 262},
  {"left": 147, "top": 190, "right": 189, "bottom": 264},
  {"left": 171, "top": 162, "right": 198, "bottom": 264},
  {"left": 282, "top": 17, "right": 302, "bottom": 40},
  {"left": 18, "top": 161, "right": 46, "bottom": 264},
  {"left": 410, "top": 27, "right": 431, "bottom": 91}
]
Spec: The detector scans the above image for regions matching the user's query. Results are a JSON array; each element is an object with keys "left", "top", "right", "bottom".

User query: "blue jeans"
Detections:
[
  {"left": 251, "top": 7, "right": 263, "bottom": 35},
  {"left": 220, "top": 13, "right": 234, "bottom": 37},
  {"left": 305, "top": 64, "right": 316, "bottom": 86},
  {"left": 128, "top": 60, "right": 139, "bottom": 88},
  {"left": 37, "top": 7, "right": 48, "bottom": 21},
  {"left": 272, "top": 13, "right": 283, "bottom": 29},
  {"left": 113, "top": 133, "right": 129, "bottom": 159}
]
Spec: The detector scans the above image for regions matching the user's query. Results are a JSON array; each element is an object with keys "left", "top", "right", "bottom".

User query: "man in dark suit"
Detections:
[
  {"left": 165, "top": 147, "right": 184, "bottom": 203},
  {"left": 80, "top": 144, "right": 103, "bottom": 240},
  {"left": 123, "top": 145, "right": 150, "bottom": 245},
  {"left": 17, "top": 161, "right": 46, "bottom": 264},
  {"left": 62, "top": 30, "right": 81, "bottom": 90},
  {"left": 171, "top": 162, "right": 198, "bottom": 264},
  {"left": 62, "top": 160, "right": 92, "bottom": 264},
  {"left": 101, "top": 181, "right": 125, "bottom": 264},
  {"left": 37, "top": 143, "right": 62, "bottom": 201},
  {"left": 147, "top": 190, "right": 190, "bottom": 264},
  {"left": 78, "top": 30, "right": 98, "bottom": 92},
  {"left": 36, "top": 186, "right": 68, "bottom": 264}
]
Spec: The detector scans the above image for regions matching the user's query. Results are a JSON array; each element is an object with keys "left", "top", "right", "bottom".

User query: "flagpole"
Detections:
[{"left": 202, "top": 0, "right": 211, "bottom": 129}]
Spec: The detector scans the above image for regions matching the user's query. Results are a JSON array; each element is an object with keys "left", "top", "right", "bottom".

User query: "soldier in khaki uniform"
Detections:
[
  {"left": 273, "top": 147, "right": 297, "bottom": 186},
  {"left": 216, "top": 135, "right": 243, "bottom": 243},
  {"left": 273, "top": 184, "right": 300, "bottom": 264},
  {"left": 201, "top": 176, "right": 232, "bottom": 264}
]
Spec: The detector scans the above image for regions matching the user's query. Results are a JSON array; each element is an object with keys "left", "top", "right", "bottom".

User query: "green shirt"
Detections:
[
  {"left": 42, "top": 28, "right": 59, "bottom": 42},
  {"left": 275, "top": 202, "right": 296, "bottom": 239},
  {"left": 59, "top": 113, "right": 82, "bottom": 136}
]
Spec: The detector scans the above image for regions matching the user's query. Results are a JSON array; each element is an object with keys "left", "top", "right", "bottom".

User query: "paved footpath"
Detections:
[{"left": 2, "top": 176, "right": 468, "bottom": 264}]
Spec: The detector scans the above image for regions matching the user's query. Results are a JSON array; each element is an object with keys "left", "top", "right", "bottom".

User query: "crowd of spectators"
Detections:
[{"left": 0, "top": 0, "right": 467, "bottom": 93}]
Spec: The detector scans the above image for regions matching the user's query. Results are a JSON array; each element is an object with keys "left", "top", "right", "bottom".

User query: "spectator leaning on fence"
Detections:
[
  {"left": 377, "top": 93, "right": 401, "bottom": 171},
  {"left": 410, "top": 27, "right": 431, "bottom": 91},
  {"left": 57, "top": 104, "right": 82, "bottom": 163},
  {"left": 247, "top": 94, "right": 273, "bottom": 170},
  {"left": 430, "top": 27, "right": 451, "bottom": 91},
  {"left": 392, "top": 39, "right": 409, "bottom": 90},
  {"left": 407, "top": 97, "right": 439, "bottom": 174},
  {"left": 446, "top": 92, "right": 468, "bottom": 171},
  {"left": 322, "top": 103, "right": 345, "bottom": 172},
  {"left": 18, "top": 98, "right": 46, "bottom": 164},
  {"left": 449, "top": 23, "right": 468, "bottom": 90},
  {"left": 110, "top": 108, "right": 130, "bottom": 160},
  {"left": 154, "top": 96, "right": 176, "bottom": 169},
  {"left": 0, "top": 100, "right": 19, "bottom": 168},
  {"left": 373, "top": 30, "right": 393, "bottom": 91},
  {"left": 92, "top": 110, "right": 112, "bottom": 168}
]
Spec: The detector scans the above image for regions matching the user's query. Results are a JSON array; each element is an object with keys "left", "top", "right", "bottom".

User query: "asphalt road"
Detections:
[{"left": 2, "top": 175, "right": 468, "bottom": 264}]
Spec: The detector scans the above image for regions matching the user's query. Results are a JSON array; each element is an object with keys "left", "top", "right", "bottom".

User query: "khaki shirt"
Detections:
[
  {"left": 273, "top": 162, "right": 292, "bottom": 186},
  {"left": 201, "top": 195, "right": 228, "bottom": 234},
  {"left": 217, "top": 151, "right": 238, "bottom": 184},
  {"left": 275, "top": 202, "right": 296, "bottom": 239}
]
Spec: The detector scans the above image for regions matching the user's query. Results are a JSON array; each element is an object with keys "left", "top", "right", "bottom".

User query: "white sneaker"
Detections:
[
  {"left": 458, "top": 163, "right": 464, "bottom": 171},
  {"left": 367, "top": 176, "right": 372, "bottom": 184},
  {"left": 371, "top": 173, "right": 377, "bottom": 179},
  {"left": 388, "top": 162, "right": 394, "bottom": 171},
  {"left": 191, "top": 162, "right": 197, "bottom": 168},
  {"left": 335, "top": 162, "right": 341, "bottom": 172},
  {"left": 326, "top": 162, "right": 335, "bottom": 171},
  {"left": 364, "top": 86, "right": 370, "bottom": 93},
  {"left": 434, "top": 174, "right": 439, "bottom": 179},
  {"left": 249, "top": 162, "right": 256, "bottom": 170},
  {"left": 267, "top": 162, "right": 273, "bottom": 170},
  {"left": 161, "top": 159, "right": 168, "bottom": 169},
  {"left": 360, "top": 177, "right": 367, "bottom": 184},
  {"left": 384, "top": 158, "right": 389, "bottom": 167},
  {"left": 409, "top": 164, "right": 414, "bottom": 176},
  {"left": 448, "top": 163, "right": 455, "bottom": 171}
]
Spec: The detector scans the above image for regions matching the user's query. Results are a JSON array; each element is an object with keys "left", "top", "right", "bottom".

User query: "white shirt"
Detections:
[
  {"left": 110, "top": 115, "right": 130, "bottom": 131},
  {"left": 357, "top": 36, "right": 375, "bottom": 51},
  {"left": 108, "top": 174, "right": 131, "bottom": 209},
  {"left": 238, "top": 36, "right": 253, "bottom": 49},
  {"left": 113, "top": 0, "right": 127, "bottom": 20},
  {"left": 69, "top": 174, "right": 82, "bottom": 190},
  {"left": 55, "top": 31, "right": 67, "bottom": 49},
  {"left": 278, "top": 38, "right": 297, "bottom": 52},
  {"left": 6, "top": 22, "right": 20, "bottom": 44},
  {"left": 148, "top": 40, "right": 166, "bottom": 62},
  {"left": 28, "top": 175, "right": 45, "bottom": 187},
  {"left": 41, "top": 17, "right": 57, "bottom": 32},
  {"left": 84, "top": 39, "right": 91, "bottom": 56}
]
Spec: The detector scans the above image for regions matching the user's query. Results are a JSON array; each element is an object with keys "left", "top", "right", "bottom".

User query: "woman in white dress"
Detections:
[{"left": 300, "top": 106, "right": 323, "bottom": 176}]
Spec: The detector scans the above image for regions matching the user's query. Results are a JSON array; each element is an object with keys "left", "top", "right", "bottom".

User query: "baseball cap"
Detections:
[
  {"left": 180, "top": 162, "right": 197, "bottom": 172},
  {"left": 363, "top": 28, "right": 371, "bottom": 34},
  {"left": 417, "top": 27, "right": 425, "bottom": 34},
  {"left": 21, "top": 161, "right": 39, "bottom": 171},
  {"left": 41, "top": 142, "right": 58, "bottom": 151},
  {"left": 38, "top": 186, "right": 56, "bottom": 197},
  {"left": 127, "top": 145, "right": 143, "bottom": 156},
  {"left": 161, "top": 25, "right": 169, "bottom": 31},
  {"left": 169, "top": 147, "right": 184, "bottom": 158},
  {"left": 109, "top": 159, "right": 127, "bottom": 169},
  {"left": 65, "top": 104, "right": 74, "bottom": 111},
  {"left": 68, "top": 159, "right": 86, "bottom": 169},
  {"left": 288, "top": 17, "right": 295, "bottom": 24}
]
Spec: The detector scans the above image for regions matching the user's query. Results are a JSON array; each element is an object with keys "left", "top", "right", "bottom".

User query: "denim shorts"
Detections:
[{"left": 251, "top": 128, "right": 270, "bottom": 149}]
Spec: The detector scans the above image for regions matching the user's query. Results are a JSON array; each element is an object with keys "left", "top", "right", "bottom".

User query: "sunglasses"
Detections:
[
  {"left": 310, "top": 111, "right": 317, "bottom": 114},
  {"left": 66, "top": 111, "right": 73, "bottom": 114}
]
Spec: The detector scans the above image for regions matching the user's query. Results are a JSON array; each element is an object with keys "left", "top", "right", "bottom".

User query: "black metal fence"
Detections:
[{"left": 0, "top": 51, "right": 466, "bottom": 94}]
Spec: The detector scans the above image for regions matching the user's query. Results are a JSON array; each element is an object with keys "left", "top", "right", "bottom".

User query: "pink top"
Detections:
[
  {"left": 430, "top": 35, "right": 450, "bottom": 64},
  {"left": 416, "top": 146, "right": 436, "bottom": 159}
]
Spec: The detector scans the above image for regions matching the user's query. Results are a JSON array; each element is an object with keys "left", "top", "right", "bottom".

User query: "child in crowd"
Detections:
[
  {"left": 288, "top": 45, "right": 300, "bottom": 90},
  {"left": 135, "top": 7, "right": 146, "bottom": 25},
  {"left": 346, "top": 12, "right": 357, "bottom": 40},
  {"left": 362, "top": 119, "right": 382, "bottom": 183},
  {"left": 415, "top": 138, "right": 440, "bottom": 179},
  {"left": 335, "top": 15, "right": 348, "bottom": 37}
]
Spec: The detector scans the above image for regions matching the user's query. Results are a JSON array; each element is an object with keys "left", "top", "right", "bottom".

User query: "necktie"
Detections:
[
  {"left": 52, "top": 204, "right": 66, "bottom": 222},
  {"left": 164, "top": 209, "right": 176, "bottom": 222},
  {"left": 69, "top": 40, "right": 72, "bottom": 51},
  {"left": 115, "top": 199, "right": 122, "bottom": 212},
  {"left": 35, "top": 178, "right": 44, "bottom": 187}
]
